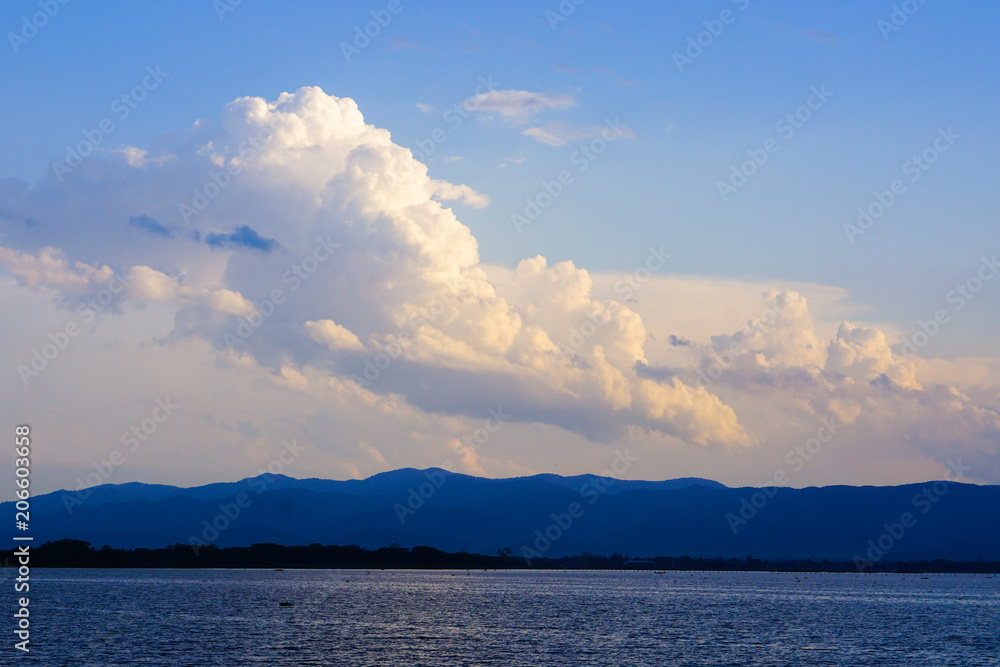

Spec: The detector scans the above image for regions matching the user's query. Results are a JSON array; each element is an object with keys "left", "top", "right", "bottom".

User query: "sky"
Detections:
[{"left": 1, "top": 0, "right": 998, "bottom": 500}]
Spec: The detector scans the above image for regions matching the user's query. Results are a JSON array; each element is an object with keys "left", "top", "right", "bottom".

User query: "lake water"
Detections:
[{"left": 20, "top": 569, "right": 1000, "bottom": 665}]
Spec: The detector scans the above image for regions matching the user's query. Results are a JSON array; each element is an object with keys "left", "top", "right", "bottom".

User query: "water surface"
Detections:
[{"left": 21, "top": 569, "right": 1000, "bottom": 665}]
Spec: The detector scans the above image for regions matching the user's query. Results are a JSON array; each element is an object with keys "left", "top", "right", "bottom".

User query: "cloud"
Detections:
[
  {"left": 826, "top": 322, "right": 919, "bottom": 390},
  {"left": 428, "top": 180, "right": 489, "bottom": 208},
  {"left": 129, "top": 215, "right": 172, "bottom": 237},
  {"left": 521, "top": 122, "right": 635, "bottom": 147},
  {"left": 306, "top": 319, "right": 365, "bottom": 351},
  {"left": 467, "top": 90, "right": 576, "bottom": 120},
  {"left": 204, "top": 225, "right": 278, "bottom": 253},
  {"left": 498, "top": 155, "right": 526, "bottom": 168},
  {"left": 521, "top": 126, "right": 571, "bottom": 147},
  {"left": 0, "top": 86, "right": 748, "bottom": 452},
  {"left": 688, "top": 289, "right": 998, "bottom": 476},
  {"left": 0, "top": 245, "right": 115, "bottom": 293},
  {"left": 359, "top": 441, "right": 387, "bottom": 465},
  {"left": 447, "top": 437, "right": 485, "bottom": 475},
  {"left": 2, "top": 85, "right": 998, "bottom": 488},
  {"left": 127, "top": 265, "right": 179, "bottom": 301}
]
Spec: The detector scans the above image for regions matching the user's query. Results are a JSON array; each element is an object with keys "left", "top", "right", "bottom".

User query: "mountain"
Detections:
[{"left": 5, "top": 469, "right": 997, "bottom": 562}]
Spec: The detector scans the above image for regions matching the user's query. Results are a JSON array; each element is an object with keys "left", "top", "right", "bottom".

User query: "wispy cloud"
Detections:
[
  {"left": 204, "top": 225, "right": 278, "bottom": 253},
  {"left": 468, "top": 90, "right": 576, "bottom": 120},
  {"left": 129, "top": 215, "right": 172, "bottom": 238},
  {"left": 522, "top": 122, "right": 635, "bottom": 147}
]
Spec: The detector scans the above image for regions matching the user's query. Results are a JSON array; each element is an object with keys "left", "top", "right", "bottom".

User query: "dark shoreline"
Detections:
[{"left": 4, "top": 539, "right": 1000, "bottom": 574}]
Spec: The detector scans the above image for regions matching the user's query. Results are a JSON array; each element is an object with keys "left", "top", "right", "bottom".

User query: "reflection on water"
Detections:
[{"left": 24, "top": 569, "right": 1000, "bottom": 665}]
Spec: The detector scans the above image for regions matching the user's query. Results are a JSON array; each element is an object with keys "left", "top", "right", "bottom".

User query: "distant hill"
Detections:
[{"left": 5, "top": 469, "right": 997, "bottom": 563}]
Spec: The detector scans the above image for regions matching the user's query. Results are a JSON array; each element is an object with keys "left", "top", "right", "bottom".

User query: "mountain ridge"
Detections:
[{"left": 6, "top": 469, "right": 996, "bottom": 562}]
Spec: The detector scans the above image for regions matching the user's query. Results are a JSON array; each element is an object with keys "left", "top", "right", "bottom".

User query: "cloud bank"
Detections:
[{"left": 1, "top": 86, "right": 997, "bottom": 486}]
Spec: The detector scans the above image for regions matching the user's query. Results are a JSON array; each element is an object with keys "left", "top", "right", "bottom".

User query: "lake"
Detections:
[{"left": 22, "top": 569, "right": 1000, "bottom": 665}]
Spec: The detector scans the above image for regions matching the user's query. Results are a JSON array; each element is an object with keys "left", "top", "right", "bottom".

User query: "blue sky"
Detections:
[
  {"left": 1, "top": 0, "right": 998, "bottom": 496},
  {"left": 4, "top": 1, "right": 998, "bottom": 354}
]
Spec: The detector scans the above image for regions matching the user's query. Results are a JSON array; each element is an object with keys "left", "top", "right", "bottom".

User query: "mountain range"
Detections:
[{"left": 6, "top": 469, "right": 997, "bottom": 563}]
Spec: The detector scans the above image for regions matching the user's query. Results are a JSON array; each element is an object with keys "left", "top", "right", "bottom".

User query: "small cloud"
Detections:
[
  {"left": 466, "top": 90, "right": 576, "bottom": 120},
  {"left": 359, "top": 442, "right": 387, "bottom": 465},
  {"left": 305, "top": 319, "right": 365, "bottom": 352},
  {"left": 444, "top": 156, "right": 465, "bottom": 162},
  {"left": 447, "top": 438, "right": 485, "bottom": 475},
  {"left": 804, "top": 29, "right": 837, "bottom": 43},
  {"left": 522, "top": 126, "right": 570, "bottom": 147},
  {"left": 416, "top": 102, "right": 434, "bottom": 114},
  {"left": 522, "top": 122, "right": 635, "bottom": 147},
  {"left": 554, "top": 62, "right": 579, "bottom": 74},
  {"left": 204, "top": 225, "right": 278, "bottom": 253},
  {"left": 595, "top": 22, "right": 613, "bottom": 33},
  {"left": 129, "top": 215, "right": 173, "bottom": 238},
  {"left": 497, "top": 155, "right": 527, "bottom": 168},
  {"left": 429, "top": 181, "right": 489, "bottom": 208},
  {"left": 592, "top": 66, "right": 617, "bottom": 77},
  {"left": 669, "top": 335, "right": 692, "bottom": 347}
]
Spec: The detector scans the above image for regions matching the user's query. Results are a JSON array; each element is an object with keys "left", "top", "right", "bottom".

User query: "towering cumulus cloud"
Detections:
[
  {"left": 0, "top": 87, "right": 748, "bottom": 450},
  {"left": 695, "top": 289, "right": 1000, "bottom": 480}
]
